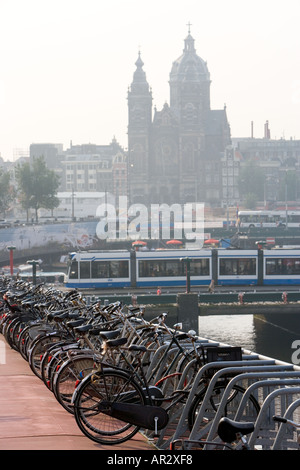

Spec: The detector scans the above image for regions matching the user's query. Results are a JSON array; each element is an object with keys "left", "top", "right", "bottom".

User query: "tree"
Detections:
[
  {"left": 244, "top": 192, "right": 258, "bottom": 209},
  {"left": 16, "top": 156, "right": 60, "bottom": 221},
  {"left": 278, "top": 170, "right": 298, "bottom": 202},
  {"left": 0, "top": 168, "right": 15, "bottom": 217},
  {"left": 239, "top": 162, "right": 265, "bottom": 203}
]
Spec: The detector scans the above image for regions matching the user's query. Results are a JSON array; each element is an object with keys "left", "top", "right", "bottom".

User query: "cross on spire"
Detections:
[{"left": 186, "top": 22, "right": 192, "bottom": 34}]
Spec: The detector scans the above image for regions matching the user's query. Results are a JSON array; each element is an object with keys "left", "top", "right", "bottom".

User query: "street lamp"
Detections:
[
  {"left": 7, "top": 245, "right": 16, "bottom": 276},
  {"left": 71, "top": 187, "right": 76, "bottom": 221},
  {"left": 181, "top": 257, "right": 191, "bottom": 293},
  {"left": 285, "top": 170, "right": 288, "bottom": 227},
  {"left": 27, "top": 260, "right": 40, "bottom": 285}
]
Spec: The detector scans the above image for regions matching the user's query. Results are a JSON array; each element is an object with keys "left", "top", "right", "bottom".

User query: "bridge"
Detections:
[{"left": 1, "top": 219, "right": 300, "bottom": 269}]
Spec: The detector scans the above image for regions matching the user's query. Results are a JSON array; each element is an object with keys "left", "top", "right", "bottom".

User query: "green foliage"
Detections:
[
  {"left": 15, "top": 156, "right": 60, "bottom": 221},
  {"left": 0, "top": 168, "right": 14, "bottom": 216},
  {"left": 278, "top": 170, "right": 297, "bottom": 201},
  {"left": 244, "top": 193, "right": 258, "bottom": 209},
  {"left": 239, "top": 162, "right": 265, "bottom": 201}
]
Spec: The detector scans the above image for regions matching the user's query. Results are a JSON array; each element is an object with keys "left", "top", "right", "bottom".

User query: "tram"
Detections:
[
  {"left": 19, "top": 271, "right": 66, "bottom": 284},
  {"left": 65, "top": 248, "right": 300, "bottom": 288}
]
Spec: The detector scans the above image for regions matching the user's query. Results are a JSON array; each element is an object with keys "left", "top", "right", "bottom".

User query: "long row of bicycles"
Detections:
[{"left": 1, "top": 277, "right": 300, "bottom": 450}]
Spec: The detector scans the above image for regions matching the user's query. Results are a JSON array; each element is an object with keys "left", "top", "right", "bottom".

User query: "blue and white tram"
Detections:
[{"left": 65, "top": 248, "right": 300, "bottom": 288}]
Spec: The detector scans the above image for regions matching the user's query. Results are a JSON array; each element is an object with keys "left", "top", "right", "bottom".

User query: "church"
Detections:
[{"left": 127, "top": 28, "right": 232, "bottom": 207}]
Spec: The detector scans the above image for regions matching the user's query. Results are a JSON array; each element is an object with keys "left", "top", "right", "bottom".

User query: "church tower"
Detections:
[{"left": 127, "top": 52, "right": 152, "bottom": 205}]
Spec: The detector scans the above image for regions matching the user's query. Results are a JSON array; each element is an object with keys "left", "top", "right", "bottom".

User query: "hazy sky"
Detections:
[{"left": 1, "top": 0, "right": 300, "bottom": 161}]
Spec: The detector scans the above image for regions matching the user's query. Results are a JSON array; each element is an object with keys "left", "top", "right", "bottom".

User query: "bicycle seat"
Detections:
[
  {"left": 217, "top": 417, "right": 255, "bottom": 443},
  {"left": 99, "top": 329, "right": 121, "bottom": 340},
  {"left": 74, "top": 323, "right": 94, "bottom": 333},
  {"left": 175, "top": 332, "right": 189, "bottom": 340},
  {"left": 66, "top": 318, "right": 86, "bottom": 328},
  {"left": 106, "top": 337, "right": 127, "bottom": 348},
  {"left": 128, "top": 344, "right": 147, "bottom": 353}
]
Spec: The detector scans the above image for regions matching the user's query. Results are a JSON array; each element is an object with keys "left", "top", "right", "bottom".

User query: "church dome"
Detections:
[{"left": 170, "top": 33, "right": 210, "bottom": 84}]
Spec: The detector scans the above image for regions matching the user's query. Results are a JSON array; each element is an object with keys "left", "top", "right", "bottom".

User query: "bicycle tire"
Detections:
[
  {"left": 28, "top": 333, "right": 69, "bottom": 379},
  {"left": 73, "top": 368, "right": 146, "bottom": 445},
  {"left": 41, "top": 340, "right": 81, "bottom": 388},
  {"left": 16, "top": 322, "right": 38, "bottom": 359},
  {"left": 188, "top": 382, "right": 260, "bottom": 431},
  {"left": 18, "top": 323, "right": 54, "bottom": 360},
  {"left": 41, "top": 342, "right": 71, "bottom": 388},
  {"left": 53, "top": 354, "right": 96, "bottom": 413},
  {"left": 4, "top": 317, "right": 21, "bottom": 351}
]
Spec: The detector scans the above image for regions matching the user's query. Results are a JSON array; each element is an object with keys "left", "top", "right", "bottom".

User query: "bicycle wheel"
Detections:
[
  {"left": 53, "top": 354, "right": 96, "bottom": 413},
  {"left": 28, "top": 333, "right": 69, "bottom": 379},
  {"left": 41, "top": 341, "right": 80, "bottom": 389},
  {"left": 73, "top": 369, "right": 146, "bottom": 445},
  {"left": 188, "top": 382, "right": 260, "bottom": 431},
  {"left": 18, "top": 322, "right": 53, "bottom": 360},
  {"left": 4, "top": 317, "right": 21, "bottom": 351}
]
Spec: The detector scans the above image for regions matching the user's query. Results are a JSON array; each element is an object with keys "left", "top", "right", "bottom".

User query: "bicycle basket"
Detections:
[{"left": 205, "top": 346, "right": 242, "bottom": 378}]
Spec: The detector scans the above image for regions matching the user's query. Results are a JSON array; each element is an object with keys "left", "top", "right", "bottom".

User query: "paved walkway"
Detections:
[{"left": 0, "top": 336, "right": 155, "bottom": 451}]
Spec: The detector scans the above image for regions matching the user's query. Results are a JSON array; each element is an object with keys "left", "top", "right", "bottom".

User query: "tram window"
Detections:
[
  {"left": 190, "top": 259, "right": 210, "bottom": 276},
  {"left": 80, "top": 261, "right": 90, "bottom": 279},
  {"left": 266, "top": 258, "right": 300, "bottom": 275},
  {"left": 138, "top": 259, "right": 184, "bottom": 277},
  {"left": 219, "top": 258, "right": 256, "bottom": 275},
  {"left": 91, "top": 261, "right": 109, "bottom": 278},
  {"left": 138, "top": 258, "right": 209, "bottom": 277},
  {"left": 69, "top": 260, "right": 78, "bottom": 279},
  {"left": 91, "top": 260, "right": 129, "bottom": 278},
  {"left": 288, "top": 215, "right": 300, "bottom": 223},
  {"left": 109, "top": 261, "right": 129, "bottom": 278}
]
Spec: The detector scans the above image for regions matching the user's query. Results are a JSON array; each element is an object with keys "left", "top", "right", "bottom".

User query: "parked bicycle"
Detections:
[{"left": 170, "top": 416, "right": 255, "bottom": 450}]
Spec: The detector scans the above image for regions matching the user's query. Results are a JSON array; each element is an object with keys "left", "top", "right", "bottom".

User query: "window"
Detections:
[
  {"left": 139, "top": 259, "right": 184, "bottom": 277},
  {"left": 68, "top": 260, "right": 78, "bottom": 279},
  {"left": 219, "top": 258, "right": 256, "bottom": 275},
  {"left": 80, "top": 261, "right": 90, "bottom": 279},
  {"left": 91, "top": 260, "right": 129, "bottom": 278},
  {"left": 266, "top": 258, "right": 300, "bottom": 275},
  {"left": 138, "top": 258, "right": 209, "bottom": 277},
  {"left": 190, "top": 259, "right": 210, "bottom": 276}
]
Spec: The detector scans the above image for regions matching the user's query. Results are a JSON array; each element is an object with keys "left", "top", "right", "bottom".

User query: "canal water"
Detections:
[
  {"left": 145, "top": 306, "right": 300, "bottom": 365},
  {"left": 198, "top": 312, "right": 300, "bottom": 365}
]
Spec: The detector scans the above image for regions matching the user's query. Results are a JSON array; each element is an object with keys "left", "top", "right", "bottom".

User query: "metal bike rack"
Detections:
[
  {"left": 272, "top": 398, "right": 300, "bottom": 450},
  {"left": 205, "top": 372, "right": 300, "bottom": 445},
  {"left": 155, "top": 359, "right": 279, "bottom": 449},
  {"left": 234, "top": 373, "right": 300, "bottom": 421},
  {"left": 188, "top": 365, "right": 293, "bottom": 440},
  {"left": 248, "top": 387, "right": 300, "bottom": 449}
]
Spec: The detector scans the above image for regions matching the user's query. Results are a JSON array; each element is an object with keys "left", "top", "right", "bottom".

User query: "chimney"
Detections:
[{"left": 264, "top": 121, "right": 271, "bottom": 139}]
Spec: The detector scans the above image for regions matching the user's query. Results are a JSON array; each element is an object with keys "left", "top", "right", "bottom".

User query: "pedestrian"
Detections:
[{"left": 208, "top": 279, "right": 215, "bottom": 293}]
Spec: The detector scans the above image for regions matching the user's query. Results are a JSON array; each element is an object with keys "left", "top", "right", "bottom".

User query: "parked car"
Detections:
[{"left": 0, "top": 219, "right": 10, "bottom": 228}]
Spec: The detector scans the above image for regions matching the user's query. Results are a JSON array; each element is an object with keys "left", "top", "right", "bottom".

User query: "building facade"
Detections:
[
  {"left": 233, "top": 135, "right": 300, "bottom": 207},
  {"left": 127, "top": 30, "right": 232, "bottom": 207}
]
